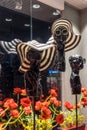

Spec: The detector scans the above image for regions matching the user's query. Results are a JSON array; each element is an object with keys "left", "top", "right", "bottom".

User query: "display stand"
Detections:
[
  {"left": 75, "top": 94, "right": 78, "bottom": 130},
  {"left": 69, "top": 55, "right": 86, "bottom": 130}
]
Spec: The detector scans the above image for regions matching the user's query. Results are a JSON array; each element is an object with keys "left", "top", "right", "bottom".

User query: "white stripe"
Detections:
[
  {"left": 26, "top": 41, "right": 55, "bottom": 51},
  {"left": 2, "top": 41, "right": 10, "bottom": 52},
  {"left": 46, "top": 36, "right": 54, "bottom": 44},
  {"left": 0, "top": 39, "right": 21, "bottom": 54},
  {"left": 14, "top": 39, "right": 21, "bottom": 43}
]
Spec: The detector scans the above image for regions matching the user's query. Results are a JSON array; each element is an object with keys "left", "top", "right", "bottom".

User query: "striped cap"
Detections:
[{"left": 52, "top": 19, "right": 81, "bottom": 52}]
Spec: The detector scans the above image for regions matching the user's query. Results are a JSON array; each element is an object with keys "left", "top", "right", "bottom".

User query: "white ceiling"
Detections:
[
  {"left": 37, "top": 0, "right": 87, "bottom": 10},
  {"left": 65, "top": 0, "right": 87, "bottom": 10},
  {"left": 0, "top": 0, "right": 87, "bottom": 24}
]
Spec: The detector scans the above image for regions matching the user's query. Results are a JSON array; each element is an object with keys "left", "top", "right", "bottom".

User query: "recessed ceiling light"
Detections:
[
  {"left": 24, "top": 24, "right": 30, "bottom": 27},
  {"left": 15, "top": 0, "right": 23, "bottom": 10},
  {"left": 52, "top": 10, "right": 61, "bottom": 16},
  {"left": 5, "top": 18, "right": 12, "bottom": 22},
  {"left": 33, "top": 4, "right": 40, "bottom": 9}
]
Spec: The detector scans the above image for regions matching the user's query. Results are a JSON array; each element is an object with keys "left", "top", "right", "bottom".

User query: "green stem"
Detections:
[
  {"left": 49, "top": 105, "right": 59, "bottom": 115},
  {"left": 2, "top": 111, "right": 24, "bottom": 129},
  {"left": 18, "top": 119, "right": 26, "bottom": 128},
  {"left": 8, "top": 111, "right": 24, "bottom": 125},
  {"left": 51, "top": 122, "right": 58, "bottom": 129},
  {"left": 45, "top": 95, "right": 52, "bottom": 102},
  {"left": 0, "top": 108, "right": 9, "bottom": 117},
  {"left": 2, "top": 116, "right": 13, "bottom": 129}
]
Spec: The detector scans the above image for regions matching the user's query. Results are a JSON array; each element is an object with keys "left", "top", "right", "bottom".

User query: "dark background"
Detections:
[
  {"left": 0, "top": 6, "right": 52, "bottom": 42},
  {"left": 0, "top": 6, "right": 53, "bottom": 98}
]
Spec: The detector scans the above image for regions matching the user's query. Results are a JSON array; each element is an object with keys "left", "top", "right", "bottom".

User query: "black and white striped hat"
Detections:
[
  {"left": 0, "top": 39, "right": 22, "bottom": 54},
  {"left": 16, "top": 42, "right": 56, "bottom": 73},
  {"left": 51, "top": 19, "right": 81, "bottom": 52}
]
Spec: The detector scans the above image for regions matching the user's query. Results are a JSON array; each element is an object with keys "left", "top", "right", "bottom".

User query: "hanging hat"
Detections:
[
  {"left": 51, "top": 19, "right": 81, "bottom": 52},
  {"left": 16, "top": 42, "right": 56, "bottom": 73}
]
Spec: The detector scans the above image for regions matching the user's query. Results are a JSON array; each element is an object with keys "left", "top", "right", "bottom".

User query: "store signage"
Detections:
[{"left": 49, "top": 70, "right": 58, "bottom": 74}]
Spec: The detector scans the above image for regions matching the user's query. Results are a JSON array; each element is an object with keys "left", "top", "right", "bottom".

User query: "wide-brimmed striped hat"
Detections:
[
  {"left": 0, "top": 39, "right": 22, "bottom": 54},
  {"left": 16, "top": 42, "right": 56, "bottom": 73},
  {"left": 51, "top": 19, "right": 81, "bottom": 52}
]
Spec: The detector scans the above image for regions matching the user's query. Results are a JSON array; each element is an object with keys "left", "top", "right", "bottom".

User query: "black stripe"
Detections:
[{"left": 65, "top": 36, "right": 81, "bottom": 52}]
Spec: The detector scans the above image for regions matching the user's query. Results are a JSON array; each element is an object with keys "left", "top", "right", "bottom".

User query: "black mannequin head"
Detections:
[{"left": 53, "top": 26, "right": 69, "bottom": 43}]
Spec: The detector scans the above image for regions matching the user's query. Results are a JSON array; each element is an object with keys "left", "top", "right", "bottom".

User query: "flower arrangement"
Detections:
[
  {"left": 60, "top": 87, "right": 87, "bottom": 129},
  {"left": 0, "top": 87, "right": 64, "bottom": 130},
  {"left": 0, "top": 87, "right": 87, "bottom": 130}
]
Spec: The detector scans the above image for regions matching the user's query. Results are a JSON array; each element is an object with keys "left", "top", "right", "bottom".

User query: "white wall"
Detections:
[
  {"left": 80, "top": 8, "right": 87, "bottom": 87},
  {"left": 61, "top": 4, "right": 82, "bottom": 104}
]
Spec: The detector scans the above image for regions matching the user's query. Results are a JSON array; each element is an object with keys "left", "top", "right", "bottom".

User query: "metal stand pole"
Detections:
[
  {"left": 33, "top": 96, "right": 35, "bottom": 130},
  {"left": 75, "top": 94, "right": 78, "bottom": 130}
]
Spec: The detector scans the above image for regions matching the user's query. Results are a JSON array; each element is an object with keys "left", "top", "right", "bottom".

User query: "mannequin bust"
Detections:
[
  {"left": 69, "top": 55, "right": 86, "bottom": 94},
  {"left": 52, "top": 26, "right": 69, "bottom": 71}
]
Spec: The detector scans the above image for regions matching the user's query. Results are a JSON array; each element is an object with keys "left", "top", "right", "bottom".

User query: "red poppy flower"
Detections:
[
  {"left": 24, "top": 106, "right": 31, "bottom": 115},
  {"left": 42, "top": 101, "right": 49, "bottom": 107},
  {"left": 50, "top": 97, "right": 61, "bottom": 106},
  {"left": 3, "top": 98, "right": 11, "bottom": 102},
  {"left": 20, "top": 97, "right": 31, "bottom": 107},
  {"left": 0, "top": 107, "right": 5, "bottom": 117},
  {"left": 41, "top": 106, "right": 51, "bottom": 116},
  {"left": 35, "top": 101, "right": 42, "bottom": 111},
  {"left": 53, "top": 100, "right": 61, "bottom": 107},
  {"left": 3, "top": 99, "right": 18, "bottom": 109},
  {"left": 64, "top": 102, "right": 74, "bottom": 110},
  {"left": 10, "top": 109, "right": 19, "bottom": 118},
  {"left": 82, "top": 101, "right": 87, "bottom": 106},
  {"left": 81, "top": 97, "right": 87, "bottom": 106},
  {"left": 43, "top": 106, "right": 51, "bottom": 114},
  {"left": 40, "top": 112, "right": 51, "bottom": 120},
  {"left": 81, "top": 87, "right": 87, "bottom": 93},
  {"left": 83, "top": 91, "right": 87, "bottom": 97},
  {"left": 49, "top": 89, "right": 57, "bottom": 97},
  {"left": 50, "top": 97, "right": 57, "bottom": 103},
  {"left": 21, "top": 89, "right": 27, "bottom": 95},
  {"left": 40, "top": 106, "right": 51, "bottom": 120},
  {"left": 53, "top": 87, "right": 59, "bottom": 92},
  {"left": 56, "top": 114, "right": 64, "bottom": 124},
  {"left": 13, "top": 87, "right": 21, "bottom": 94}
]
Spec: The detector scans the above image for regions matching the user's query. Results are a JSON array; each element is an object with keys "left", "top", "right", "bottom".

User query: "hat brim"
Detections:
[
  {"left": 16, "top": 43, "right": 56, "bottom": 73},
  {"left": 52, "top": 19, "right": 81, "bottom": 52},
  {"left": 65, "top": 33, "right": 81, "bottom": 52}
]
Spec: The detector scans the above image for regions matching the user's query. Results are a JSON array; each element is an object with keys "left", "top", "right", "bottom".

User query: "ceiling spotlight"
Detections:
[
  {"left": 5, "top": 18, "right": 12, "bottom": 22},
  {"left": 24, "top": 24, "right": 30, "bottom": 27},
  {"left": 52, "top": 10, "right": 61, "bottom": 16},
  {"left": 33, "top": 4, "right": 40, "bottom": 9},
  {"left": 15, "top": 0, "right": 23, "bottom": 10}
]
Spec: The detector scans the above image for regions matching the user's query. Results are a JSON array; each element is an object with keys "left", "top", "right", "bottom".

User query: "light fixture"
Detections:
[
  {"left": 5, "top": 18, "right": 12, "bottom": 22},
  {"left": 33, "top": 4, "right": 40, "bottom": 9},
  {"left": 52, "top": 10, "right": 61, "bottom": 16},
  {"left": 24, "top": 24, "right": 30, "bottom": 27},
  {"left": 15, "top": 0, "right": 23, "bottom": 10}
]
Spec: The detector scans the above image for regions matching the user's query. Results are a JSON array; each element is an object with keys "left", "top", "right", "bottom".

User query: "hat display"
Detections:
[
  {"left": 16, "top": 42, "right": 56, "bottom": 73},
  {"left": 51, "top": 19, "right": 81, "bottom": 52}
]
